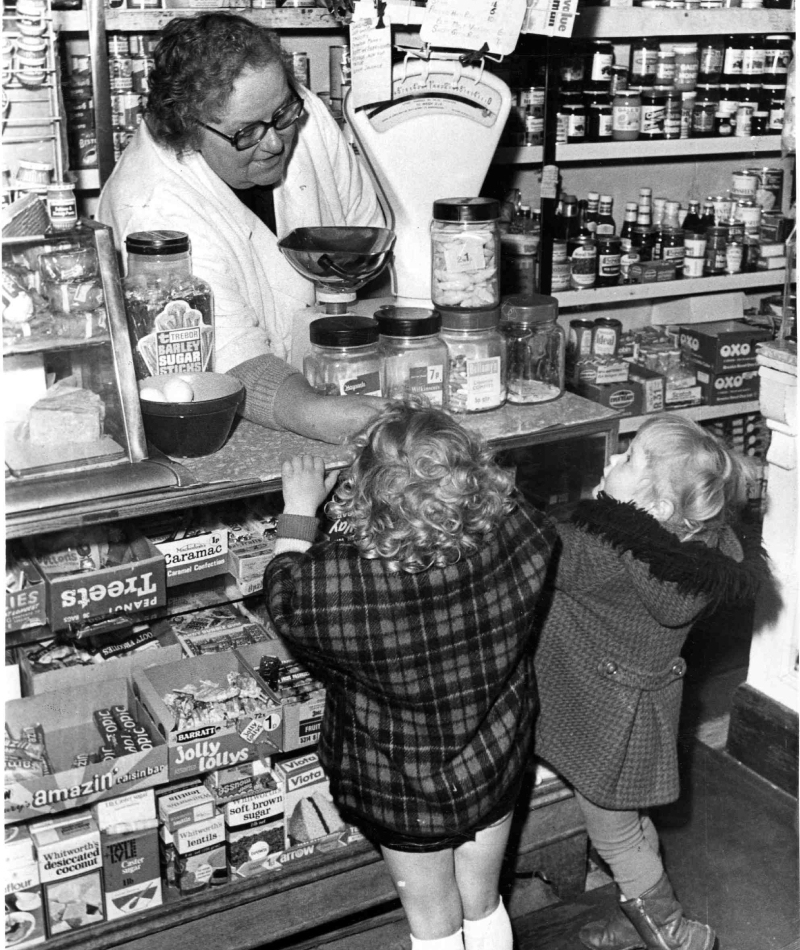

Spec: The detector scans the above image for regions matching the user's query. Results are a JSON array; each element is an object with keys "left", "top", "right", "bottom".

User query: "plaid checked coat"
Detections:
[
  {"left": 264, "top": 497, "right": 556, "bottom": 839},
  {"left": 535, "top": 494, "right": 767, "bottom": 811}
]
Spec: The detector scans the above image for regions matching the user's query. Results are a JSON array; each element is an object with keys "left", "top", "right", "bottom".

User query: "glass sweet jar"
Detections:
[
  {"left": 375, "top": 305, "right": 448, "bottom": 405},
  {"left": 304, "top": 316, "right": 382, "bottom": 397},
  {"left": 440, "top": 308, "right": 507, "bottom": 414},
  {"left": 122, "top": 230, "right": 214, "bottom": 381},
  {"left": 430, "top": 197, "right": 500, "bottom": 312},
  {"left": 500, "top": 293, "right": 565, "bottom": 404}
]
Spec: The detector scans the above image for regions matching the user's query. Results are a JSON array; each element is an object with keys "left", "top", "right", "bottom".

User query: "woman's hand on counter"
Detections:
[{"left": 274, "top": 375, "right": 387, "bottom": 444}]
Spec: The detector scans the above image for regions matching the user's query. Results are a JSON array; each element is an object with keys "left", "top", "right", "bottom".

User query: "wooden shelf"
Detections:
[
  {"left": 495, "top": 135, "right": 783, "bottom": 166},
  {"left": 102, "top": 5, "right": 341, "bottom": 31},
  {"left": 570, "top": 7, "right": 795, "bottom": 38},
  {"left": 619, "top": 399, "right": 762, "bottom": 433},
  {"left": 554, "top": 269, "right": 786, "bottom": 309}
]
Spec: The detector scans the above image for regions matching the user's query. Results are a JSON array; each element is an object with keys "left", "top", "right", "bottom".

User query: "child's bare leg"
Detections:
[
  {"left": 380, "top": 845, "right": 462, "bottom": 942},
  {"left": 456, "top": 812, "right": 515, "bottom": 950}
]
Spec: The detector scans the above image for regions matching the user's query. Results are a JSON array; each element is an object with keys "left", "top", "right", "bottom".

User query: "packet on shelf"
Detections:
[
  {"left": 224, "top": 781, "right": 285, "bottom": 879},
  {"left": 26, "top": 378, "right": 105, "bottom": 445}
]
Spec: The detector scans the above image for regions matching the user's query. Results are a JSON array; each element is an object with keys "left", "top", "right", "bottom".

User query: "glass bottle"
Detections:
[
  {"left": 699, "top": 200, "right": 716, "bottom": 232},
  {"left": 639, "top": 87, "right": 666, "bottom": 139},
  {"left": 585, "top": 90, "right": 614, "bottom": 141},
  {"left": 554, "top": 194, "right": 580, "bottom": 242},
  {"left": 698, "top": 38, "right": 725, "bottom": 83},
  {"left": 703, "top": 226, "right": 727, "bottom": 275},
  {"left": 620, "top": 201, "right": 639, "bottom": 250},
  {"left": 500, "top": 293, "right": 565, "bottom": 404},
  {"left": 440, "top": 309, "right": 507, "bottom": 413},
  {"left": 431, "top": 197, "right": 500, "bottom": 313},
  {"left": 567, "top": 204, "right": 597, "bottom": 290},
  {"left": 596, "top": 195, "right": 617, "bottom": 235},
  {"left": 682, "top": 200, "right": 702, "bottom": 232},
  {"left": 375, "top": 306, "right": 448, "bottom": 404},
  {"left": 629, "top": 37, "right": 659, "bottom": 87},
  {"left": 692, "top": 83, "right": 720, "bottom": 136},
  {"left": 304, "top": 316, "right": 382, "bottom": 396},
  {"left": 596, "top": 234, "right": 622, "bottom": 287},
  {"left": 559, "top": 92, "right": 587, "bottom": 143},
  {"left": 584, "top": 191, "right": 601, "bottom": 234},
  {"left": 123, "top": 230, "right": 214, "bottom": 381},
  {"left": 662, "top": 86, "right": 683, "bottom": 139}
]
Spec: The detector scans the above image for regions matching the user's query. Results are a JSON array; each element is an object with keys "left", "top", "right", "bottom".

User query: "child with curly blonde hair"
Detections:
[
  {"left": 534, "top": 413, "right": 770, "bottom": 950},
  {"left": 264, "top": 399, "right": 556, "bottom": 950}
]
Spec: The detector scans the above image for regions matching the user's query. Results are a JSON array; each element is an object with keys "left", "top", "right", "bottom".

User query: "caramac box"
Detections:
[
  {"left": 133, "top": 652, "right": 283, "bottom": 780},
  {"left": 141, "top": 513, "right": 229, "bottom": 589},
  {"left": 678, "top": 320, "right": 772, "bottom": 373},
  {"left": 695, "top": 367, "right": 760, "bottom": 405},
  {"left": 4, "top": 678, "right": 168, "bottom": 823},
  {"left": 31, "top": 531, "right": 166, "bottom": 632}
]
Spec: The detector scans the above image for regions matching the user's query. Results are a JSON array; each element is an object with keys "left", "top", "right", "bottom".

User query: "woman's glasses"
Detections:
[{"left": 200, "top": 95, "right": 305, "bottom": 151}]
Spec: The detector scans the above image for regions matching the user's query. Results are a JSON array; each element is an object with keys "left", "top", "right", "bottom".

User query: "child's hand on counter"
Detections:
[{"left": 281, "top": 455, "right": 338, "bottom": 517}]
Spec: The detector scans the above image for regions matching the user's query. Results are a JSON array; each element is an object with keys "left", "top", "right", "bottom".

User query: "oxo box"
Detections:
[
  {"left": 678, "top": 320, "right": 772, "bottom": 374},
  {"left": 695, "top": 367, "right": 760, "bottom": 405}
]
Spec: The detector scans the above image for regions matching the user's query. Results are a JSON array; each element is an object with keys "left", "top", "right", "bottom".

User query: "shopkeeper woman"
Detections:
[{"left": 98, "top": 13, "right": 387, "bottom": 443}]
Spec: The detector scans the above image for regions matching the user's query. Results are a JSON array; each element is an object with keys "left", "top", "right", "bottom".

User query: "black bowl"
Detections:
[{"left": 138, "top": 373, "right": 243, "bottom": 458}]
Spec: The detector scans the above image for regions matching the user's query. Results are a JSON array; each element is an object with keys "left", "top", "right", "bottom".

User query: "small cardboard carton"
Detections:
[
  {"left": 225, "top": 784, "right": 285, "bottom": 879},
  {"left": 204, "top": 759, "right": 275, "bottom": 807},
  {"left": 5, "top": 823, "right": 35, "bottom": 867},
  {"left": 274, "top": 752, "right": 348, "bottom": 852},
  {"left": 4, "top": 678, "right": 168, "bottom": 823},
  {"left": 91, "top": 788, "right": 156, "bottom": 833},
  {"left": 678, "top": 320, "right": 772, "bottom": 374},
  {"left": 4, "top": 859, "right": 46, "bottom": 948},
  {"left": 695, "top": 367, "right": 760, "bottom": 405},
  {"left": 30, "top": 812, "right": 105, "bottom": 937},
  {"left": 139, "top": 511, "right": 229, "bottom": 589},
  {"left": 624, "top": 362, "right": 665, "bottom": 414},
  {"left": 30, "top": 529, "right": 166, "bottom": 632},
  {"left": 158, "top": 785, "right": 217, "bottom": 833},
  {"left": 5, "top": 556, "right": 47, "bottom": 634},
  {"left": 17, "top": 620, "right": 183, "bottom": 696},
  {"left": 574, "top": 356, "right": 630, "bottom": 387},
  {"left": 169, "top": 813, "right": 228, "bottom": 895},
  {"left": 237, "top": 641, "right": 325, "bottom": 752},
  {"left": 101, "top": 826, "right": 162, "bottom": 920},
  {"left": 133, "top": 652, "right": 283, "bottom": 781},
  {"left": 218, "top": 500, "right": 279, "bottom": 596},
  {"left": 576, "top": 379, "right": 643, "bottom": 417}
]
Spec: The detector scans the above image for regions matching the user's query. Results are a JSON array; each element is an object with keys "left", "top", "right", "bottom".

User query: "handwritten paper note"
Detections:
[
  {"left": 349, "top": 14, "right": 393, "bottom": 109},
  {"left": 420, "top": 0, "right": 527, "bottom": 56}
]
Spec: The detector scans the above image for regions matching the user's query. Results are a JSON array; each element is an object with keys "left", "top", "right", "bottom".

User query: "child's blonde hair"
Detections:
[
  {"left": 633, "top": 414, "right": 758, "bottom": 535},
  {"left": 325, "top": 399, "right": 516, "bottom": 573}
]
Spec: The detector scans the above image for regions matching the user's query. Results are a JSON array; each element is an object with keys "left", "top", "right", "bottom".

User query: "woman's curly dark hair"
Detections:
[
  {"left": 325, "top": 399, "right": 517, "bottom": 574},
  {"left": 145, "top": 13, "right": 294, "bottom": 155}
]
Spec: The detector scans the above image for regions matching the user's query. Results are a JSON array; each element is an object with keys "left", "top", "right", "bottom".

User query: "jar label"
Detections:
[
  {"left": 598, "top": 252, "right": 622, "bottom": 276},
  {"left": 612, "top": 105, "right": 640, "bottom": 132},
  {"left": 741, "top": 50, "right": 765, "bottom": 75},
  {"left": 341, "top": 371, "right": 381, "bottom": 397},
  {"left": 593, "top": 326, "right": 618, "bottom": 355},
  {"left": 442, "top": 235, "right": 486, "bottom": 274},
  {"left": 448, "top": 356, "right": 503, "bottom": 412},
  {"left": 569, "top": 246, "right": 597, "bottom": 288},
  {"left": 133, "top": 298, "right": 214, "bottom": 377},
  {"left": 405, "top": 365, "right": 444, "bottom": 404}
]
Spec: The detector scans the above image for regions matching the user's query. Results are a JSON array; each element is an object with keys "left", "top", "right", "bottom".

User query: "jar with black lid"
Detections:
[
  {"left": 630, "top": 37, "right": 658, "bottom": 87},
  {"left": 499, "top": 293, "right": 565, "bottom": 404},
  {"left": 304, "top": 316, "right": 382, "bottom": 396},
  {"left": 639, "top": 87, "right": 666, "bottom": 139},
  {"left": 698, "top": 38, "right": 724, "bottom": 83},
  {"left": 375, "top": 306, "right": 448, "bottom": 404},
  {"left": 558, "top": 92, "right": 586, "bottom": 143},
  {"left": 596, "top": 234, "right": 622, "bottom": 286},
  {"left": 740, "top": 35, "right": 766, "bottom": 84},
  {"left": 440, "top": 308, "right": 506, "bottom": 413},
  {"left": 655, "top": 49, "right": 676, "bottom": 87},
  {"left": 586, "top": 90, "right": 613, "bottom": 141},
  {"left": 612, "top": 88, "right": 641, "bottom": 140},
  {"left": 764, "top": 85, "right": 785, "bottom": 132},
  {"left": 431, "top": 197, "right": 500, "bottom": 312},
  {"left": 123, "top": 230, "right": 214, "bottom": 381},
  {"left": 692, "top": 83, "right": 719, "bottom": 136},
  {"left": 586, "top": 39, "right": 615, "bottom": 85},
  {"left": 661, "top": 86, "right": 682, "bottom": 138},
  {"left": 718, "top": 82, "right": 741, "bottom": 115},
  {"left": 559, "top": 53, "right": 585, "bottom": 92},
  {"left": 721, "top": 36, "right": 744, "bottom": 83},
  {"left": 631, "top": 223, "right": 655, "bottom": 262},
  {"left": 567, "top": 232, "right": 597, "bottom": 290},
  {"left": 763, "top": 35, "right": 791, "bottom": 84}
]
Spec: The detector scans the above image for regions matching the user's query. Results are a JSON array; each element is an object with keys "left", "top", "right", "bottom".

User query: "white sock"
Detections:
[
  {"left": 463, "top": 898, "right": 513, "bottom": 950},
  {"left": 410, "top": 929, "right": 463, "bottom": 950}
]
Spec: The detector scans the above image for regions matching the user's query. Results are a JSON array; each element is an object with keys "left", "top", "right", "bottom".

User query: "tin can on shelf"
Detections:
[
  {"left": 592, "top": 317, "right": 622, "bottom": 357},
  {"left": 568, "top": 318, "right": 595, "bottom": 362},
  {"left": 46, "top": 183, "right": 78, "bottom": 232},
  {"left": 748, "top": 166, "right": 784, "bottom": 211},
  {"left": 703, "top": 226, "right": 727, "bottom": 275}
]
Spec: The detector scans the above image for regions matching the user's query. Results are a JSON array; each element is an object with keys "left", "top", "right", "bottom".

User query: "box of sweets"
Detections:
[
  {"left": 29, "top": 526, "right": 166, "bottom": 632},
  {"left": 238, "top": 641, "right": 325, "bottom": 752},
  {"left": 5, "top": 825, "right": 46, "bottom": 949},
  {"left": 17, "top": 619, "right": 183, "bottom": 696},
  {"left": 30, "top": 812, "right": 105, "bottom": 937},
  {"left": 4, "top": 678, "right": 168, "bottom": 823},
  {"left": 219, "top": 499, "right": 280, "bottom": 596},
  {"left": 204, "top": 758, "right": 275, "bottom": 807},
  {"left": 576, "top": 379, "right": 644, "bottom": 417},
  {"left": 695, "top": 367, "right": 760, "bottom": 405},
  {"left": 169, "top": 604, "right": 275, "bottom": 658},
  {"left": 91, "top": 789, "right": 163, "bottom": 920},
  {"left": 137, "top": 510, "right": 229, "bottom": 589},
  {"left": 168, "top": 813, "right": 228, "bottom": 895},
  {"left": 225, "top": 782, "right": 285, "bottom": 879},
  {"left": 133, "top": 652, "right": 283, "bottom": 780},
  {"left": 678, "top": 320, "right": 773, "bottom": 374},
  {"left": 6, "top": 551, "right": 47, "bottom": 634}
]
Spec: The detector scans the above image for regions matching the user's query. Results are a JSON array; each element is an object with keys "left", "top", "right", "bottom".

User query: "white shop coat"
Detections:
[{"left": 97, "top": 89, "right": 385, "bottom": 372}]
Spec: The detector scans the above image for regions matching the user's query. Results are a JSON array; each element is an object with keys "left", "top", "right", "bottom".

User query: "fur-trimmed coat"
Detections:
[
  {"left": 534, "top": 494, "right": 767, "bottom": 810},
  {"left": 264, "top": 497, "right": 556, "bottom": 839}
]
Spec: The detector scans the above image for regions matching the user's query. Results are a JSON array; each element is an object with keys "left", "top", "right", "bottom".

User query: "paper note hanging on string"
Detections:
[
  {"left": 522, "top": 0, "right": 578, "bottom": 37},
  {"left": 349, "top": 14, "right": 393, "bottom": 109},
  {"left": 420, "top": 0, "right": 527, "bottom": 57}
]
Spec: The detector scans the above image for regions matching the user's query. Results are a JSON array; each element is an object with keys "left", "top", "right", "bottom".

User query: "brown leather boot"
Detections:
[
  {"left": 620, "top": 874, "right": 719, "bottom": 950},
  {"left": 578, "top": 900, "right": 645, "bottom": 949}
]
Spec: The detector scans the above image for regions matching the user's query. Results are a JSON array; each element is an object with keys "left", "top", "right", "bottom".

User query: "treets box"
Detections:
[
  {"left": 30, "top": 530, "right": 166, "bottom": 632},
  {"left": 30, "top": 812, "right": 105, "bottom": 937},
  {"left": 5, "top": 860, "right": 46, "bottom": 948},
  {"left": 4, "top": 678, "right": 168, "bottom": 823},
  {"left": 678, "top": 320, "right": 772, "bottom": 373},
  {"left": 133, "top": 652, "right": 283, "bottom": 780},
  {"left": 695, "top": 367, "right": 760, "bottom": 405}
]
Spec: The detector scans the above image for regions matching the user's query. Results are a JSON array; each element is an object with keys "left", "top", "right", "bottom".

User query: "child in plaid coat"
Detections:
[{"left": 264, "top": 400, "right": 556, "bottom": 950}]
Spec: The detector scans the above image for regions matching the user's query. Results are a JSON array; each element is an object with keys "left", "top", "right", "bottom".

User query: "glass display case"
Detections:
[{"left": 4, "top": 219, "right": 182, "bottom": 517}]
